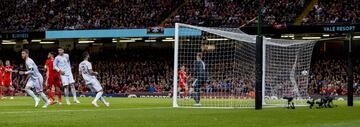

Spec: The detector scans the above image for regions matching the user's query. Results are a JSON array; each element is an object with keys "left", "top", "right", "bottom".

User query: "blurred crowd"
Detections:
[
  {"left": 7, "top": 0, "right": 358, "bottom": 31},
  {"left": 164, "top": 0, "right": 307, "bottom": 27},
  {"left": 0, "top": 0, "right": 180, "bottom": 31},
  {"left": 309, "top": 57, "right": 360, "bottom": 96},
  {"left": 302, "top": 0, "right": 360, "bottom": 24}
]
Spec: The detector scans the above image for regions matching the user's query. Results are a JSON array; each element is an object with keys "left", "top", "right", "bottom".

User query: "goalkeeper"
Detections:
[{"left": 192, "top": 53, "right": 208, "bottom": 106}]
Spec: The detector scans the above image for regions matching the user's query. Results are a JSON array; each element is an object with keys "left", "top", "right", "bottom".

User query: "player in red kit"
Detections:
[
  {"left": 0, "top": 60, "right": 4, "bottom": 99},
  {"left": 178, "top": 65, "right": 190, "bottom": 98},
  {"left": 45, "top": 52, "right": 62, "bottom": 104},
  {"left": 3, "top": 60, "right": 16, "bottom": 99}
]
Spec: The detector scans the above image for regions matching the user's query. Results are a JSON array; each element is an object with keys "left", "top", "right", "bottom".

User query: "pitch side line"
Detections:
[{"left": 0, "top": 107, "right": 172, "bottom": 114}]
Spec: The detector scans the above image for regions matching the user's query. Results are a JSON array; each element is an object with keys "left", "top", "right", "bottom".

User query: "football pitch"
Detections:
[{"left": 0, "top": 97, "right": 359, "bottom": 127}]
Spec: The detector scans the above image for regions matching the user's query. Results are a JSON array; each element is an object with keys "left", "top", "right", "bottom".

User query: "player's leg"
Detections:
[
  {"left": 61, "top": 75, "right": 71, "bottom": 105},
  {"left": 0, "top": 86, "right": 2, "bottom": 99},
  {"left": 193, "top": 79, "right": 201, "bottom": 106},
  {"left": 90, "top": 79, "right": 109, "bottom": 107},
  {"left": 70, "top": 84, "right": 80, "bottom": 103},
  {"left": 55, "top": 86, "right": 62, "bottom": 104},
  {"left": 54, "top": 76, "right": 62, "bottom": 104},
  {"left": 25, "top": 80, "right": 41, "bottom": 107},
  {"left": 3, "top": 85, "right": 7, "bottom": 98},
  {"left": 4, "top": 80, "right": 14, "bottom": 99},
  {"left": 64, "top": 85, "right": 70, "bottom": 105},
  {"left": 9, "top": 86, "right": 14, "bottom": 99},
  {"left": 0, "top": 82, "right": 3, "bottom": 99},
  {"left": 69, "top": 74, "right": 80, "bottom": 103},
  {"left": 35, "top": 77, "right": 50, "bottom": 108},
  {"left": 46, "top": 86, "right": 55, "bottom": 104},
  {"left": 46, "top": 78, "right": 55, "bottom": 103},
  {"left": 184, "top": 85, "right": 189, "bottom": 98}
]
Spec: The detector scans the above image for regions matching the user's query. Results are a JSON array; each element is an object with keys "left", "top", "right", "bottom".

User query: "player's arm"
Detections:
[
  {"left": 186, "top": 71, "right": 191, "bottom": 79},
  {"left": 44, "top": 64, "right": 48, "bottom": 71},
  {"left": 53, "top": 57, "right": 64, "bottom": 74},
  {"left": 88, "top": 69, "right": 98, "bottom": 75},
  {"left": 78, "top": 65, "right": 82, "bottom": 76},
  {"left": 19, "top": 66, "right": 34, "bottom": 75},
  {"left": 53, "top": 57, "right": 61, "bottom": 72},
  {"left": 87, "top": 63, "right": 98, "bottom": 75},
  {"left": 66, "top": 54, "right": 71, "bottom": 67},
  {"left": 5, "top": 67, "right": 13, "bottom": 72},
  {"left": 193, "top": 61, "right": 199, "bottom": 79}
]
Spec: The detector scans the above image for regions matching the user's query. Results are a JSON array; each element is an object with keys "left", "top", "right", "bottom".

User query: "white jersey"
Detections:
[
  {"left": 25, "top": 58, "right": 42, "bottom": 80},
  {"left": 79, "top": 60, "right": 96, "bottom": 84},
  {"left": 54, "top": 53, "right": 72, "bottom": 76}
]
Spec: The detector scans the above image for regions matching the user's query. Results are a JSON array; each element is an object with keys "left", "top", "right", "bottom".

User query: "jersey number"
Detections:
[{"left": 80, "top": 65, "right": 89, "bottom": 75}]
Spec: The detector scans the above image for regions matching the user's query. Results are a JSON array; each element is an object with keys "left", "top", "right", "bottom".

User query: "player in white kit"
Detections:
[
  {"left": 19, "top": 49, "right": 50, "bottom": 108},
  {"left": 54, "top": 47, "right": 80, "bottom": 105},
  {"left": 79, "top": 52, "right": 109, "bottom": 107}
]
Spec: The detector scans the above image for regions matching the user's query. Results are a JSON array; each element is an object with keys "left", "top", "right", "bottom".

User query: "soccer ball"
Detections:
[{"left": 301, "top": 70, "right": 308, "bottom": 76}]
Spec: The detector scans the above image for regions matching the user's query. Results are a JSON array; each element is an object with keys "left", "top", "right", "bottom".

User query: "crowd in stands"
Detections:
[
  {"left": 2, "top": 0, "right": 360, "bottom": 31},
  {"left": 0, "top": 0, "right": 180, "bottom": 31},
  {"left": 5, "top": 0, "right": 355, "bottom": 31},
  {"left": 309, "top": 54, "right": 360, "bottom": 96},
  {"left": 164, "top": 0, "right": 307, "bottom": 27},
  {"left": 302, "top": 0, "right": 360, "bottom": 24}
]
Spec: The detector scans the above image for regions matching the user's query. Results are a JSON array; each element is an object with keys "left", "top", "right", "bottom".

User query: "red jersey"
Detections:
[
  {"left": 45, "top": 58, "right": 60, "bottom": 77},
  {"left": 0, "top": 66, "right": 4, "bottom": 80},
  {"left": 4, "top": 66, "right": 13, "bottom": 80},
  {"left": 178, "top": 70, "right": 187, "bottom": 87}
]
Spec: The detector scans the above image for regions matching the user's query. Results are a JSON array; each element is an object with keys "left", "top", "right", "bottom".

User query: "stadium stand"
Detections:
[
  {"left": 164, "top": 0, "right": 308, "bottom": 27},
  {"left": 0, "top": 0, "right": 315, "bottom": 31},
  {"left": 302, "top": 0, "right": 360, "bottom": 24},
  {"left": 0, "top": 0, "right": 181, "bottom": 31}
]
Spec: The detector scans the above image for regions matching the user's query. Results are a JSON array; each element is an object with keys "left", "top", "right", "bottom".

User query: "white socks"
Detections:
[
  {"left": 39, "top": 92, "right": 49, "bottom": 104},
  {"left": 70, "top": 85, "right": 78, "bottom": 101},
  {"left": 64, "top": 86, "right": 70, "bottom": 102},
  {"left": 100, "top": 97, "right": 107, "bottom": 104},
  {"left": 25, "top": 89, "right": 39, "bottom": 100},
  {"left": 93, "top": 92, "right": 103, "bottom": 102}
]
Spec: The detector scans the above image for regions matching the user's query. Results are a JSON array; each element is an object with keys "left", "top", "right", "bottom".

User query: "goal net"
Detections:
[{"left": 173, "top": 23, "right": 316, "bottom": 108}]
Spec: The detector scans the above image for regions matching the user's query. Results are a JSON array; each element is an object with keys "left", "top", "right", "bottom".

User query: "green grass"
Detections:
[{"left": 0, "top": 97, "right": 359, "bottom": 127}]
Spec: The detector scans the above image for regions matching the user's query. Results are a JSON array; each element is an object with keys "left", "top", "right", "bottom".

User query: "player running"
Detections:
[
  {"left": 45, "top": 52, "right": 62, "bottom": 104},
  {"left": 3, "top": 60, "right": 16, "bottom": 99},
  {"left": 79, "top": 52, "right": 109, "bottom": 107},
  {"left": 54, "top": 47, "right": 80, "bottom": 105},
  {"left": 178, "top": 65, "right": 190, "bottom": 98},
  {"left": 19, "top": 49, "right": 50, "bottom": 108}
]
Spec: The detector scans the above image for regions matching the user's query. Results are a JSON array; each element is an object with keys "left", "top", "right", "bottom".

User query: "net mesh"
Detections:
[{"left": 173, "top": 23, "right": 315, "bottom": 108}]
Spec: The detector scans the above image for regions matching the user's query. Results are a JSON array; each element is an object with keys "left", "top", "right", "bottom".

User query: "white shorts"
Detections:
[
  {"left": 61, "top": 73, "right": 75, "bottom": 86},
  {"left": 86, "top": 79, "right": 103, "bottom": 92},
  {"left": 26, "top": 77, "right": 44, "bottom": 93}
]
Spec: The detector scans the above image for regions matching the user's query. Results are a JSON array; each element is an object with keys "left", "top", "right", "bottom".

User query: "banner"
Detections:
[{"left": 0, "top": 32, "right": 45, "bottom": 40}]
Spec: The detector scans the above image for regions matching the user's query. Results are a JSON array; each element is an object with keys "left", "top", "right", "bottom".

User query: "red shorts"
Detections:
[
  {"left": 0, "top": 80, "right": 3, "bottom": 86},
  {"left": 47, "top": 75, "right": 61, "bottom": 87},
  {"left": 179, "top": 83, "right": 187, "bottom": 89},
  {"left": 3, "top": 79, "right": 11, "bottom": 87}
]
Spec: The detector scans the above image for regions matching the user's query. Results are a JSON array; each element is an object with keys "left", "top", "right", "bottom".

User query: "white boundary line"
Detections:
[{"left": 0, "top": 107, "right": 172, "bottom": 114}]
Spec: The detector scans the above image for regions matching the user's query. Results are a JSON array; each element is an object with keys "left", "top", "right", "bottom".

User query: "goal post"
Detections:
[{"left": 173, "top": 23, "right": 316, "bottom": 108}]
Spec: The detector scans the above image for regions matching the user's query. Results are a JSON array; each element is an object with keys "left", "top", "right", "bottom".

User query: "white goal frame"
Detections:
[{"left": 172, "top": 23, "right": 316, "bottom": 108}]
